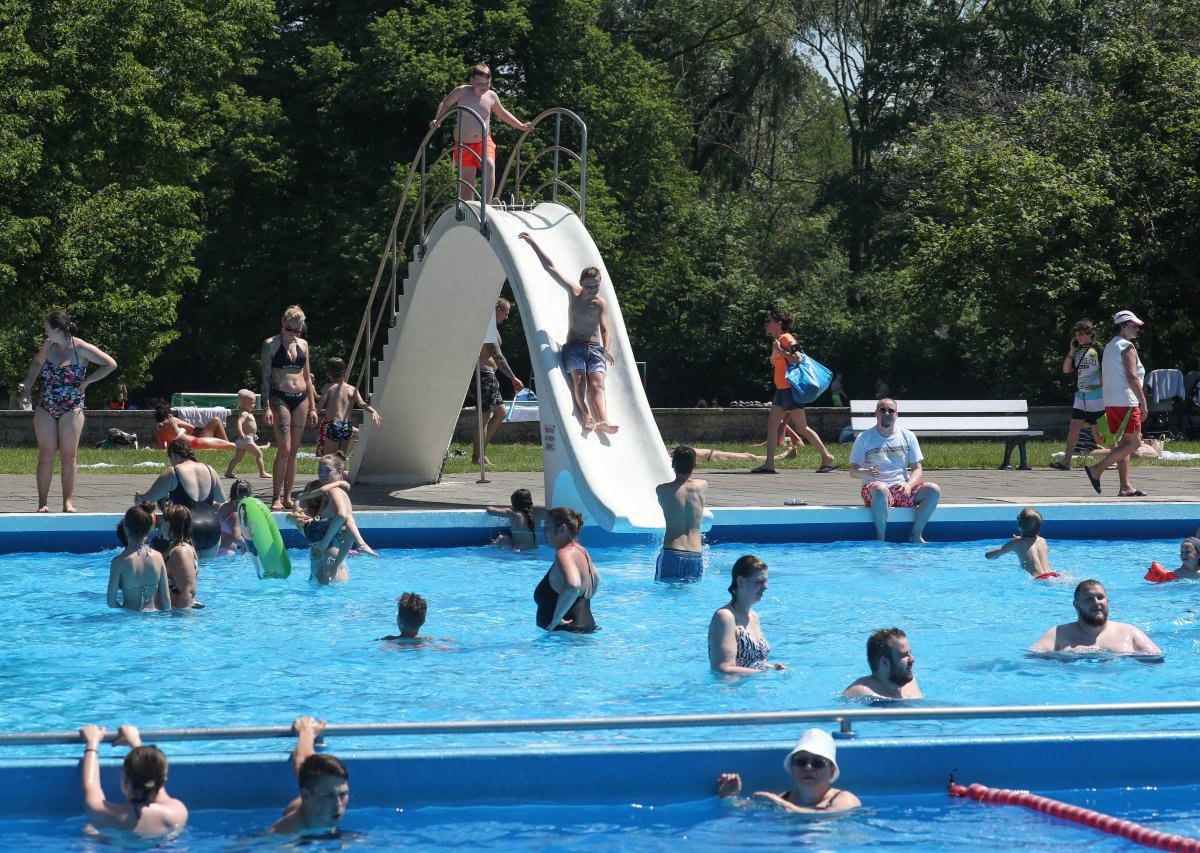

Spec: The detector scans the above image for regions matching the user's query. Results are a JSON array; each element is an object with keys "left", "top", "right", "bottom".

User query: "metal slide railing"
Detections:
[
  {"left": 7, "top": 701, "right": 1200, "bottom": 747},
  {"left": 345, "top": 107, "right": 588, "bottom": 403}
]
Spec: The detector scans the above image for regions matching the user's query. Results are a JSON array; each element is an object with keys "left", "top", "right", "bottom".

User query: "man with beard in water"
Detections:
[
  {"left": 1029, "top": 579, "right": 1162, "bottom": 656},
  {"left": 843, "top": 627, "right": 923, "bottom": 699}
]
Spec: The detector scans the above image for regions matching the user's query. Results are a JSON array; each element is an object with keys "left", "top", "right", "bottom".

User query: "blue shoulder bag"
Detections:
[{"left": 786, "top": 350, "right": 833, "bottom": 405}]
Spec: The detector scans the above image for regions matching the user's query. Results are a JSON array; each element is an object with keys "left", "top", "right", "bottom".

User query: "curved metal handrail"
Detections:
[
  {"left": 495, "top": 108, "right": 588, "bottom": 221},
  {"left": 8, "top": 701, "right": 1200, "bottom": 747}
]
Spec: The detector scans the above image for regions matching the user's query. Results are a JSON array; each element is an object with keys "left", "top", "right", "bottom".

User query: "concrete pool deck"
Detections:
[{"left": 0, "top": 464, "right": 1196, "bottom": 515}]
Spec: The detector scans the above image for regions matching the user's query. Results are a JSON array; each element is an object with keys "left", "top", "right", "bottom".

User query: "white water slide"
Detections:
[{"left": 349, "top": 200, "right": 671, "bottom": 532}]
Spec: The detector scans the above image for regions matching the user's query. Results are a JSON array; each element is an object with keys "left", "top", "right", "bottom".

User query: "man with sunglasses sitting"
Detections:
[
  {"left": 848, "top": 398, "right": 941, "bottom": 543},
  {"left": 843, "top": 627, "right": 923, "bottom": 700}
]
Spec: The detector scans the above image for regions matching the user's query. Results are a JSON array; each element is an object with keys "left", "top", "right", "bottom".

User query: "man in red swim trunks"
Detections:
[{"left": 430, "top": 63, "right": 532, "bottom": 203}]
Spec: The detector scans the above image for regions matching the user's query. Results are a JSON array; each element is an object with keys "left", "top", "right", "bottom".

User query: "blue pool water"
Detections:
[
  {"left": 2, "top": 534, "right": 1198, "bottom": 760},
  {"left": 4, "top": 784, "right": 1200, "bottom": 851}
]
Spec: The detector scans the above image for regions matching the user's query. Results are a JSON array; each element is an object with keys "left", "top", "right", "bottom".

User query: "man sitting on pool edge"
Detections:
[
  {"left": 1029, "top": 579, "right": 1162, "bottom": 658},
  {"left": 270, "top": 716, "right": 350, "bottom": 834},
  {"left": 843, "top": 627, "right": 923, "bottom": 700}
]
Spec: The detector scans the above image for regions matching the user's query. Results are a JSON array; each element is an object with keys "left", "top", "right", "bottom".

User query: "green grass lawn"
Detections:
[{"left": 2, "top": 438, "right": 1195, "bottom": 476}]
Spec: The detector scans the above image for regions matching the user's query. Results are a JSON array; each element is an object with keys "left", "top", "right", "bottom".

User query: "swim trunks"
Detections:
[
  {"left": 655, "top": 548, "right": 704, "bottom": 583},
  {"left": 1035, "top": 572, "right": 1061, "bottom": 580},
  {"left": 562, "top": 341, "right": 607, "bottom": 376},
  {"left": 234, "top": 435, "right": 258, "bottom": 448},
  {"left": 860, "top": 481, "right": 929, "bottom": 509},
  {"left": 452, "top": 136, "right": 497, "bottom": 170},
  {"left": 304, "top": 517, "right": 331, "bottom": 544},
  {"left": 478, "top": 369, "right": 504, "bottom": 412},
  {"left": 1105, "top": 405, "right": 1141, "bottom": 437},
  {"left": 327, "top": 418, "right": 353, "bottom": 442}
]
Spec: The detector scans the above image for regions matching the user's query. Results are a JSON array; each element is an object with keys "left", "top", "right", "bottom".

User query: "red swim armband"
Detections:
[{"left": 1144, "top": 561, "right": 1178, "bottom": 583}]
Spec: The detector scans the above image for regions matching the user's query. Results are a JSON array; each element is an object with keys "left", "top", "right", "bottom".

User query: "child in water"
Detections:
[
  {"left": 225, "top": 389, "right": 270, "bottom": 478},
  {"left": 379, "top": 592, "right": 433, "bottom": 643},
  {"left": 485, "top": 488, "right": 541, "bottom": 551},
  {"left": 107, "top": 505, "right": 172, "bottom": 610},
  {"left": 287, "top": 479, "right": 353, "bottom": 584},
  {"left": 79, "top": 724, "right": 188, "bottom": 840},
  {"left": 315, "top": 357, "right": 382, "bottom": 455},
  {"left": 985, "top": 506, "right": 1058, "bottom": 579},
  {"left": 216, "top": 480, "right": 253, "bottom": 557}
]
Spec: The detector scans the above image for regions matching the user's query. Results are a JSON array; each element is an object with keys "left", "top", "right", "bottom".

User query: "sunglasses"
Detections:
[
  {"left": 283, "top": 323, "right": 302, "bottom": 333},
  {"left": 876, "top": 407, "right": 896, "bottom": 414},
  {"left": 791, "top": 755, "right": 831, "bottom": 770}
]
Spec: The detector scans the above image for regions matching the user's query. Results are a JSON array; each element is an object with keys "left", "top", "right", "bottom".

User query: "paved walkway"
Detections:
[{"left": 4, "top": 464, "right": 1197, "bottom": 514}]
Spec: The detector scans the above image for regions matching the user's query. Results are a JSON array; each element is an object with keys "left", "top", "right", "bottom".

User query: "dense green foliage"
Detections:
[{"left": 3, "top": 0, "right": 1199, "bottom": 406}]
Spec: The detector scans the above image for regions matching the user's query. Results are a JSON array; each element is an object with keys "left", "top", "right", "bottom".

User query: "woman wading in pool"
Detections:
[
  {"left": 708, "top": 555, "right": 786, "bottom": 673},
  {"left": 717, "top": 728, "right": 860, "bottom": 813},
  {"left": 534, "top": 507, "right": 599, "bottom": 632},
  {"left": 135, "top": 439, "right": 225, "bottom": 559},
  {"left": 262, "top": 305, "right": 317, "bottom": 510},
  {"left": 20, "top": 310, "right": 117, "bottom": 513}
]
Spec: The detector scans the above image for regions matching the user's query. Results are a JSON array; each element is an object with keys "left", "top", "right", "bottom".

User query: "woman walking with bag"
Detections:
[{"left": 751, "top": 310, "right": 836, "bottom": 474}]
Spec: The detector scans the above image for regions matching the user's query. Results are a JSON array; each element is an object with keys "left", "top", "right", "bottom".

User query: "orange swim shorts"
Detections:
[{"left": 453, "top": 137, "right": 497, "bottom": 170}]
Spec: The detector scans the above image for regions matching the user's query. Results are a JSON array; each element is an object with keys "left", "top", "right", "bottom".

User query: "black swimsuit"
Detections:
[
  {"left": 166, "top": 463, "right": 220, "bottom": 550},
  {"left": 270, "top": 340, "right": 309, "bottom": 412},
  {"left": 533, "top": 546, "right": 597, "bottom": 633}
]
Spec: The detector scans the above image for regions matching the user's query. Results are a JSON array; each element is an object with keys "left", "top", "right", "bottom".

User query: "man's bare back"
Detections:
[{"left": 657, "top": 477, "right": 707, "bottom": 552}]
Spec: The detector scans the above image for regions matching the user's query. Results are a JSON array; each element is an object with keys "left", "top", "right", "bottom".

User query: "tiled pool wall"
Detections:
[
  {"left": 3, "top": 503, "right": 1196, "bottom": 553},
  {"left": 5, "top": 731, "right": 1199, "bottom": 816}
]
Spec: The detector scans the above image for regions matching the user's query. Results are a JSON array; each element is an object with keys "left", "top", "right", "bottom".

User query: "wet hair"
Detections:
[
  {"left": 1074, "top": 579, "right": 1104, "bottom": 599},
  {"left": 397, "top": 592, "right": 428, "bottom": 630},
  {"left": 298, "top": 752, "right": 349, "bottom": 792},
  {"left": 546, "top": 506, "right": 583, "bottom": 539},
  {"left": 727, "top": 554, "right": 767, "bottom": 603},
  {"left": 167, "top": 437, "right": 197, "bottom": 462},
  {"left": 766, "top": 309, "right": 793, "bottom": 332},
  {"left": 153, "top": 403, "right": 173, "bottom": 422},
  {"left": 1072, "top": 319, "right": 1095, "bottom": 336},
  {"left": 469, "top": 62, "right": 491, "bottom": 80},
  {"left": 300, "top": 479, "right": 325, "bottom": 513},
  {"left": 867, "top": 627, "right": 907, "bottom": 671},
  {"left": 1017, "top": 507, "right": 1043, "bottom": 537},
  {"left": 510, "top": 488, "right": 535, "bottom": 532},
  {"left": 671, "top": 445, "right": 696, "bottom": 475},
  {"left": 229, "top": 480, "right": 254, "bottom": 501},
  {"left": 579, "top": 266, "right": 601, "bottom": 285},
  {"left": 122, "top": 504, "right": 155, "bottom": 541},
  {"left": 319, "top": 452, "right": 347, "bottom": 482},
  {"left": 281, "top": 305, "right": 306, "bottom": 328},
  {"left": 45, "top": 310, "right": 77, "bottom": 336},
  {"left": 124, "top": 745, "right": 168, "bottom": 804},
  {"left": 325, "top": 357, "right": 346, "bottom": 379},
  {"left": 164, "top": 504, "right": 193, "bottom": 547}
]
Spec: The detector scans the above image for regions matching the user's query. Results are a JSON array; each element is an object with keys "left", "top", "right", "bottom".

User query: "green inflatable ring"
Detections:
[{"left": 239, "top": 497, "right": 291, "bottom": 579}]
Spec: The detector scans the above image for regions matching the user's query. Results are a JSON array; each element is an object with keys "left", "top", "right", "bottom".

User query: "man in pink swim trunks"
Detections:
[{"left": 848, "top": 399, "right": 941, "bottom": 543}]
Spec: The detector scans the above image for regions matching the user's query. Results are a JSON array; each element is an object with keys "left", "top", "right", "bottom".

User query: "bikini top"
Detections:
[{"left": 271, "top": 339, "right": 307, "bottom": 370}]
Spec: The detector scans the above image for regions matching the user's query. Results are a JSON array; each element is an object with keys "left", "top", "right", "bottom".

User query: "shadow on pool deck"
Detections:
[{"left": 1, "top": 465, "right": 1197, "bottom": 515}]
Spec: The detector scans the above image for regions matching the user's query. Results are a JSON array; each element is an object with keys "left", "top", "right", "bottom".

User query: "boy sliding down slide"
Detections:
[{"left": 518, "top": 232, "right": 618, "bottom": 434}]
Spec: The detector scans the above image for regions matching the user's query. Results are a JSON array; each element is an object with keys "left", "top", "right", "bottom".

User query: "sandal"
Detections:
[
  {"left": 749, "top": 466, "right": 778, "bottom": 474},
  {"left": 1048, "top": 461, "right": 1070, "bottom": 471},
  {"left": 815, "top": 464, "right": 839, "bottom": 474},
  {"left": 1118, "top": 489, "right": 1148, "bottom": 497},
  {"left": 1083, "top": 465, "right": 1102, "bottom": 495}
]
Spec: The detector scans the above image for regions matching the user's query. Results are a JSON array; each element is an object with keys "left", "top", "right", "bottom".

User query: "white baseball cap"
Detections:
[
  {"left": 1113, "top": 310, "right": 1144, "bottom": 326},
  {"left": 782, "top": 728, "right": 840, "bottom": 782}
]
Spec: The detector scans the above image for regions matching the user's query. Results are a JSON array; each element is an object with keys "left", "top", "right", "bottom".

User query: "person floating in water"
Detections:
[
  {"left": 985, "top": 507, "right": 1058, "bottom": 580},
  {"left": 79, "top": 723, "right": 188, "bottom": 840},
  {"left": 1028, "top": 579, "right": 1162, "bottom": 657},
  {"left": 518, "top": 231, "right": 619, "bottom": 434},
  {"left": 378, "top": 593, "right": 433, "bottom": 643},
  {"left": 269, "top": 716, "right": 350, "bottom": 835},
  {"left": 843, "top": 627, "right": 922, "bottom": 700},
  {"left": 655, "top": 445, "right": 707, "bottom": 582},
  {"left": 430, "top": 62, "right": 531, "bottom": 203}
]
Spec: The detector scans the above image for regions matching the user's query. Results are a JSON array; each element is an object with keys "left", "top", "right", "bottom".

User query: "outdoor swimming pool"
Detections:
[{"left": 3, "top": 533, "right": 1198, "bottom": 760}]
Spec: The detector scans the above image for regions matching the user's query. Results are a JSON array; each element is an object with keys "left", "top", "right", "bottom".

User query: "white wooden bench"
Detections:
[{"left": 850, "top": 399, "right": 1044, "bottom": 470}]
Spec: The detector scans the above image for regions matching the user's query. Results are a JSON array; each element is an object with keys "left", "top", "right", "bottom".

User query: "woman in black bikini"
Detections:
[
  {"left": 534, "top": 507, "right": 599, "bottom": 632},
  {"left": 261, "top": 305, "right": 317, "bottom": 510},
  {"left": 717, "top": 727, "right": 861, "bottom": 814}
]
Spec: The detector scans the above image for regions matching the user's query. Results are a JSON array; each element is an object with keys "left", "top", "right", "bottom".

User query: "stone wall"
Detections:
[{"left": 0, "top": 406, "right": 1078, "bottom": 449}]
